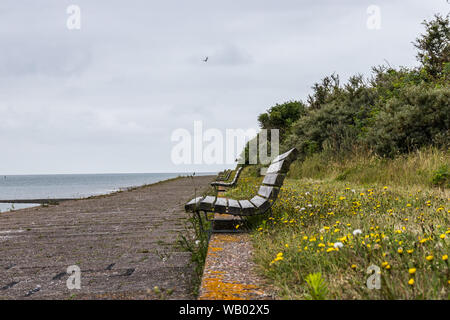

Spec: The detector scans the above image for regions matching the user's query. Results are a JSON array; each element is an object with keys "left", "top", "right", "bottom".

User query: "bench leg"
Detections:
[{"left": 194, "top": 210, "right": 213, "bottom": 240}]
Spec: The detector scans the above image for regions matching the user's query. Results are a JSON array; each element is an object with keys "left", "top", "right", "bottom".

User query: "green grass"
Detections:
[
  {"left": 249, "top": 179, "right": 448, "bottom": 299},
  {"left": 226, "top": 150, "right": 449, "bottom": 299},
  {"left": 288, "top": 147, "right": 449, "bottom": 190}
]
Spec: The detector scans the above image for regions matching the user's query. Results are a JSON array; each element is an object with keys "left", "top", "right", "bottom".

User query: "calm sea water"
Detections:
[{"left": 0, "top": 172, "right": 214, "bottom": 212}]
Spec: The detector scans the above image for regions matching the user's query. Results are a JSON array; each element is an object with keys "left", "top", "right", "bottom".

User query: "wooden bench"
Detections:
[
  {"left": 210, "top": 167, "right": 243, "bottom": 192},
  {"left": 185, "top": 148, "right": 298, "bottom": 232},
  {"left": 215, "top": 169, "right": 232, "bottom": 181}
]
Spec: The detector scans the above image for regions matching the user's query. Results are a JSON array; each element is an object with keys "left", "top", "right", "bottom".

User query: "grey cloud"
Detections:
[
  {"left": 0, "top": 39, "right": 92, "bottom": 77},
  {"left": 0, "top": 0, "right": 448, "bottom": 174}
]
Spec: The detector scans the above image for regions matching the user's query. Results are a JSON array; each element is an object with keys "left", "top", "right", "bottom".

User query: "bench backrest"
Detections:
[{"left": 249, "top": 148, "right": 298, "bottom": 212}]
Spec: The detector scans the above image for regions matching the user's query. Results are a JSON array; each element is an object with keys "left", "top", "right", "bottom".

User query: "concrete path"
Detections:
[
  {"left": 199, "top": 233, "right": 275, "bottom": 300},
  {"left": 0, "top": 176, "right": 213, "bottom": 300}
]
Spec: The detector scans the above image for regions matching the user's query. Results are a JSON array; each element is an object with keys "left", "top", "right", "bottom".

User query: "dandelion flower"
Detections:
[
  {"left": 408, "top": 268, "right": 416, "bottom": 274},
  {"left": 426, "top": 255, "right": 433, "bottom": 261},
  {"left": 408, "top": 278, "right": 414, "bottom": 285},
  {"left": 443, "top": 255, "right": 448, "bottom": 261}
]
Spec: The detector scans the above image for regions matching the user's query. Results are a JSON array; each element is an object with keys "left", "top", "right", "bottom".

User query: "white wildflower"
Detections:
[{"left": 334, "top": 242, "right": 344, "bottom": 249}]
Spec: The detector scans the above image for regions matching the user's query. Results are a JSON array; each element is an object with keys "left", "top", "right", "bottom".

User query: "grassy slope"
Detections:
[
  {"left": 228, "top": 149, "right": 449, "bottom": 299},
  {"left": 289, "top": 147, "right": 449, "bottom": 190}
]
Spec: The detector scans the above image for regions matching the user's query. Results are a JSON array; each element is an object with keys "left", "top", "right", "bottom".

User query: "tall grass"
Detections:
[{"left": 288, "top": 147, "right": 449, "bottom": 190}]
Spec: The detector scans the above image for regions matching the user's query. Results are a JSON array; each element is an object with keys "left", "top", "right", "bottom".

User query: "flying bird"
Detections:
[{"left": 203, "top": 57, "right": 208, "bottom": 62}]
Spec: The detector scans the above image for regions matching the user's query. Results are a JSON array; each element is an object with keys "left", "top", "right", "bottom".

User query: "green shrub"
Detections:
[
  {"left": 366, "top": 84, "right": 450, "bottom": 156},
  {"left": 430, "top": 165, "right": 450, "bottom": 188}
]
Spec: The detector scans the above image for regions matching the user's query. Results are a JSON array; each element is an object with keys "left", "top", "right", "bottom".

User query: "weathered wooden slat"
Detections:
[
  {"left": 262, "top": 173, "right": 285, "bottom": 187},
  {"left": 227, "top": 199, "right": 241, "bottom": 215},
  {"left": 250, "top": 196, "right": 271, "bottom": 213},
  {"left": 266, "top": 160, "right": 284, "bottom": 174},
  {"left": 266, "top": 158, "right": 294, "bottom": 174},
  {"left": 238, "top": 200, "right": 256, "bottom": 216},
  {"left": 184, "top": 196, "right": 204, "bottom": 211},
  {"left": 272, "top": 148, "right": 298, "bottom": 163},
  {"left": 214, "top": 197, "right": 228, "bottom": 212},
  {"left": 258, "top": 186, "right": 279, "bottom": 200},
  {"left": 199, "top": 196, "right": 216, "bottom": 211}
]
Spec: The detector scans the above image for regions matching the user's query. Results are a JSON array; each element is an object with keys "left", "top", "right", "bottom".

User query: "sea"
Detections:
[{"left": 0, "top": 172, "right": 214, "bottom": 213}]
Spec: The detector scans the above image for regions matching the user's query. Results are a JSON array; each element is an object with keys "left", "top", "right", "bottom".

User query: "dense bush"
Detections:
[
  {"left": 367, "top": 84, "right": 449, "bottom": 156},
  {"left": 254, "top": 14, "right": 449, "bottom": 160},
  {"left": 257, "top": 101, "right": 306, "bottom": 142}
]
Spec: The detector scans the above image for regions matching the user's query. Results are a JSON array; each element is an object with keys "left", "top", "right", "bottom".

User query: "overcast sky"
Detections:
[{"left": 0, "top": 0, "right": 448, "bottom": 175}]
